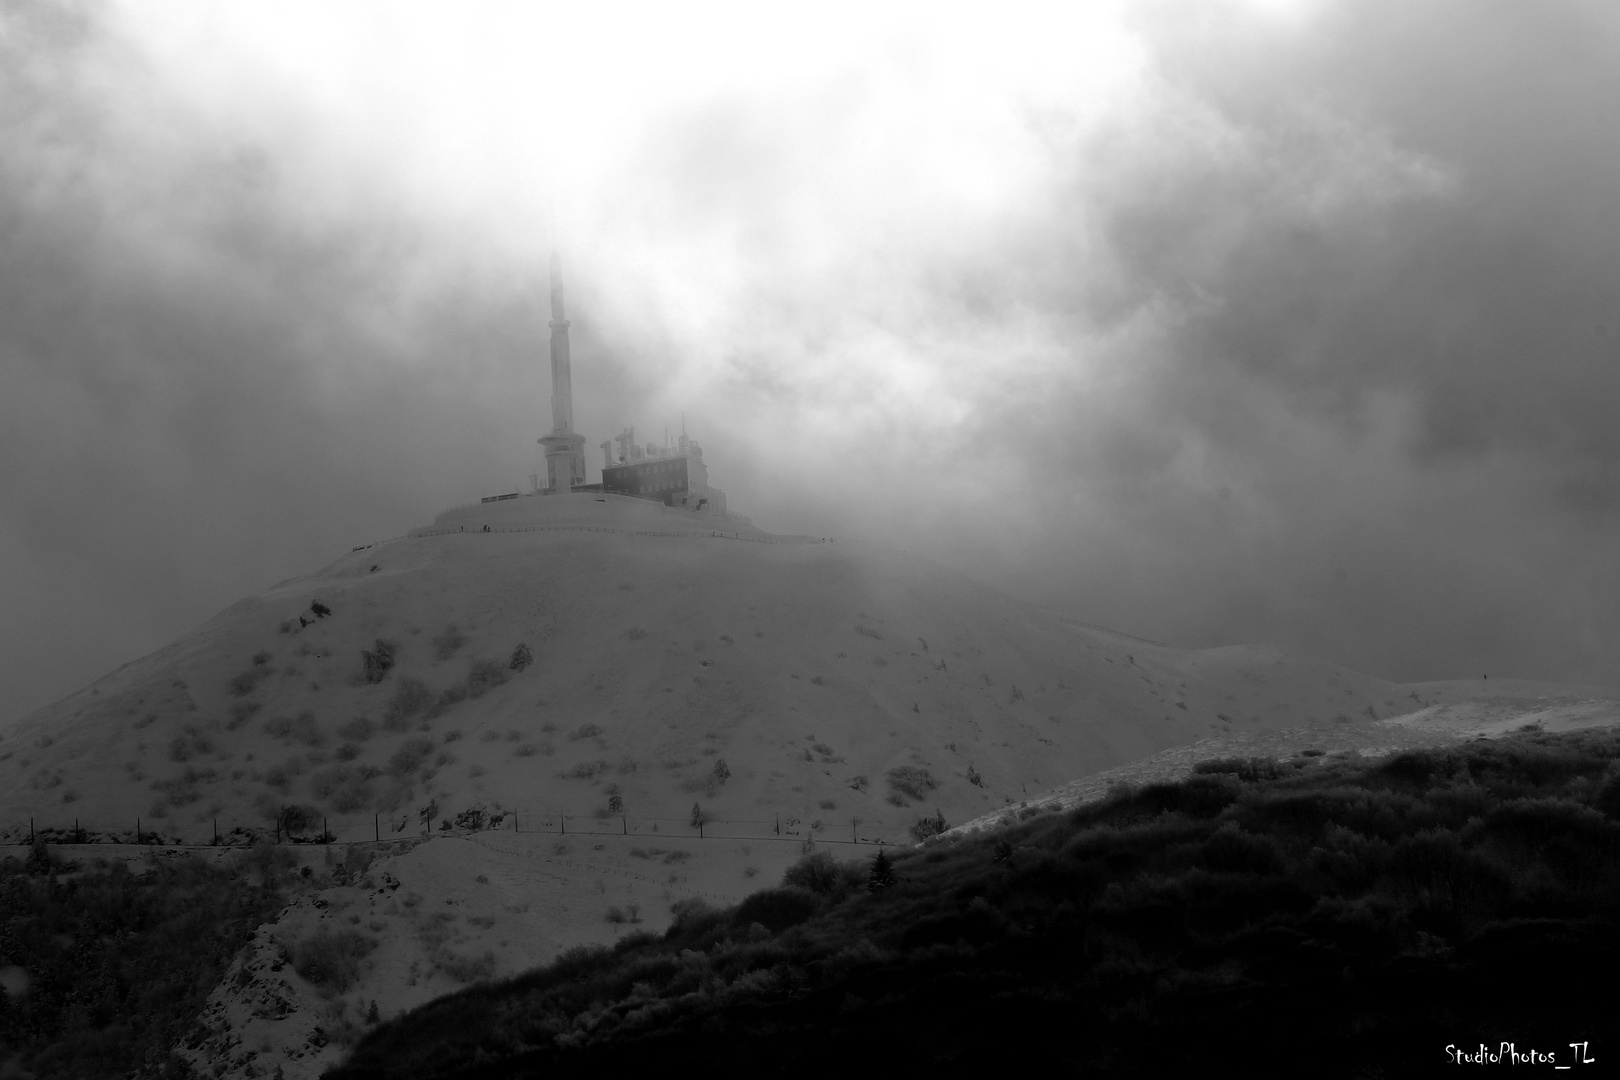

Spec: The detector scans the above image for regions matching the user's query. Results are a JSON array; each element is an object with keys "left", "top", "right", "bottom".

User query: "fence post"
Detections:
[
  {"left": 560, "top": 813, "right": 565, "bottom": 836},
  {"left": 136, "top": 817, "right": 140, "bottom": 845},
  {"left": 375, "top": 815, "right": 379, "bottom": 843},
  {"left": 514, "top": 811, "right": 518, "bottom": 833},
  {"left": 622, "top": 815, "right": 627, "bottom": 835}
]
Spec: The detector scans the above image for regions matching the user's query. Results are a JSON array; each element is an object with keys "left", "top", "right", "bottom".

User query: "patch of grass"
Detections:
[
  {"left": 626, "top": 627, "right": 648, "bottom": 641},
  {"left": 568, "top": 723, "right": 604, "bottom": 741}
]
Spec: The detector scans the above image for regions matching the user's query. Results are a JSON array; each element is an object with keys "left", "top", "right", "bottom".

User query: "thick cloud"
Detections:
[{"left": 2, "top": 0, "right": 1618, "bottom": 723}]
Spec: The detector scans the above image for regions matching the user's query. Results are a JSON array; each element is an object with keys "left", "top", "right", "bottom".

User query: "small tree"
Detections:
[
  {"left": 868, "top": 849, "right": 895, "bottom": 892},
  {"left": 509, "top": 642, "right": 534, "bottom": 672},
  {"left": 712, "top": 758, "right": 731, "bottom": 784},
  {"left": 689, "top": 802, "right": 703, "bottom": 829},
  {"left": 607, "top": 792, "right": 623, "bottom": 815}
]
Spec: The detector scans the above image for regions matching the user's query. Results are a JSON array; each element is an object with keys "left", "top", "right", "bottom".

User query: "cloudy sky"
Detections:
[{"left": 3, "top": 0, "right": 1618, "bottom": 724}]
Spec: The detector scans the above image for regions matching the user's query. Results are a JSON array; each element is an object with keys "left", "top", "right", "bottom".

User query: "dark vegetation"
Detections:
[
  {"left": 0, "top": 842, "right": 292, "bottom": 1079},
  {"left": 331, "top": 730, "right": 1620, "bottom": 1078},
  {"left": 359, "top": 639, "right": 396, "bottom": 684}
]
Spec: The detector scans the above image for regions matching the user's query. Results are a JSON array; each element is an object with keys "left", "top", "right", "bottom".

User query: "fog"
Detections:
[{"left": 3, "top": 0, "right": 1618, "bottom": 725}]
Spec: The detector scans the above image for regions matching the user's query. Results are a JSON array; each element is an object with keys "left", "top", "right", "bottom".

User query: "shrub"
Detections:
[
  {"left": 167, "top": 726, "right": 216, "bottom": 763},
  {"left": 276, "top": 803, "right": 321, "bottom": 837},
  {"left": 782, "top": 850, "right": 838, "bottom": 894},
  {"left": 228, "top": 701, "right": 262, "bottom": 729},
  {"left": 712, "top": 759, "right": 731, "bottom": 783},
  {"left": 293, "top": 929, "right": 377, "bottom": 993},
  {"left": 360, "top": 640, "right": 396, "bottom": 684},
  {"left": 565, "top": 760, "right": 612, "bottom": 780},
  {"left": 264, "top": 711, "right": 325, "bottom": 747},
  {"left": 150, "top": 767, "right": 216, "bottom": 808},
  {"left": 733, "top": 887, "right": 820, "bottom": 932},
  {"left": 389, "top": 738, "right": 436, "bottom": 776},
  {"left": 626, "top": 627, "right": 648, "bottom": 640},
  {"left": 510, "top": 643, "right": 534, "bottom": 672},
  {"left": 568, "top": 723, "right": 604, "bottom": 741},
  {"left": 1192, "top": 756, "right": 1286, "bottom": 783},
  {"left": 910, "top": 809, "right": 948, "bottom": 841},
  {"left": 383, "top": 678, "right": 433, "bottom": 731},
  {"left": 227, "top": 667, "right": 270, "bottom": 697},
  {"left": 465, "top": 659, "right": 508, "bottom": 698},
  {"left": 433, "top": 624, "right": 466, "bottom": 661},
  {"left": 887, "top": 766, "right": 937, "bottom": 802}
]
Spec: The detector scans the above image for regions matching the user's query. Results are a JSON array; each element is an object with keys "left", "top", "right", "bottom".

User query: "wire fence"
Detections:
[
  {"left": 2, "top": 808, "right": 900, "bottom": 850},
  {"left": 406, "top": 523, "right": 830, "bottom": 545}
]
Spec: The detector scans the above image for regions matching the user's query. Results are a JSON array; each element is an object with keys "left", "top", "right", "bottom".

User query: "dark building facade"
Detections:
[{"left": 602, "top": 457, "right": 690, "bottom": 505}]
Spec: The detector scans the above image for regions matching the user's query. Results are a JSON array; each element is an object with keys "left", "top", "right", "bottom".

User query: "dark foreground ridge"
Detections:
[
  {"left": 330, "top": 730, "right": 1620, "bottom": 1079},
  {"left": 0, "top": 843, "right": 293, "bottom": 1078}
]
